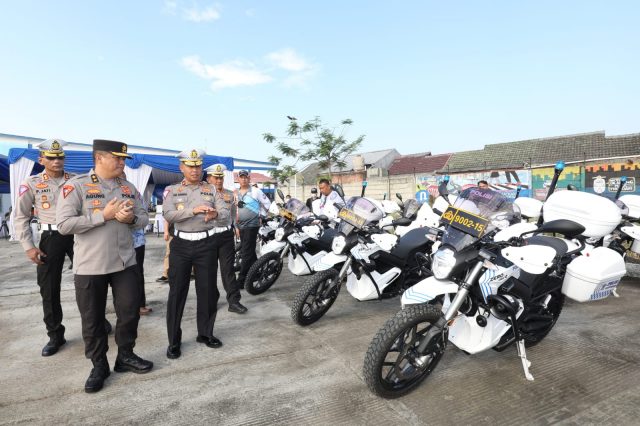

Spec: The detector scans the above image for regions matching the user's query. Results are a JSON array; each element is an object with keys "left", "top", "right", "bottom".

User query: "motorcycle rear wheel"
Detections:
[
  {"left": 291, "top": 269, "right": 341, "bottom": 326},
  {"left": 244, "top": 252, "right": 283, "bottom": 295},
  {"left": 363, "top": 304, "right": 445, "bottom": 399}
]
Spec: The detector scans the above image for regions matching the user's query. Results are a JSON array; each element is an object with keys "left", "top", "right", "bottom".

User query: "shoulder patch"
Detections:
[
  {"left": 62, "top": 185, "right": 75, "bottom": 198},
  {"left": 19, "top": 185, "right": 29, "bottom": 196},
  {"left": 163, "top": 188, "right": 170, "bottom": 200}
]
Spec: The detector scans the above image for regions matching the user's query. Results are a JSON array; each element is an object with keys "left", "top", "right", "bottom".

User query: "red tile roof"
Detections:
[{"left": 388, "top": 153, "right": 452, "bottom": 175}]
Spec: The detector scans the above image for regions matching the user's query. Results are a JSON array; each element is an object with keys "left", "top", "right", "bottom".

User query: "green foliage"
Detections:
[{"left": 263, "top": 116, "right": 365, "bottom": 185}]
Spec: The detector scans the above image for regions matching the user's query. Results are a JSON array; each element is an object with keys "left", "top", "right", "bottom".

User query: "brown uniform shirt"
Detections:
[
  {"left": 211, "top": 188, "right": 236, "bottom": 228},
  {"left": 163, "top": 180, "right": 230, "bottom": 232},
  {"left": 56, "top": 169, "right": 149, "bottom": 275},
  {"left": 14, "top": 171, "right": 73, "bottom": 251}
]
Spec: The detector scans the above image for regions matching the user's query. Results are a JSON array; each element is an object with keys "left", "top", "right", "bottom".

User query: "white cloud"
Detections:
[
  {"left": 163, "top": 0, "right": 178, "bottom": 15},
  {"left": 181, "top": 56, "right": 272, "bottom": 90},
  {"left": 266, "top": 48, "right": 311, "bottom": 72},
  {"left": 184, "top": 5, "right": 220, "bottom": 22}
]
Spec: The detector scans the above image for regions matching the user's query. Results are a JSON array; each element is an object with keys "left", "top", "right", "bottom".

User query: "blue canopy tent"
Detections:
[{"left": 0, "top": 154, "right": 10, "bottom": 193}]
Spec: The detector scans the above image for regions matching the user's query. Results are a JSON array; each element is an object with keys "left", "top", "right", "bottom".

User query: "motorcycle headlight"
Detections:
[
  {"left": 275, "top": 227, "right": 285, "bottom": 242},
  {"left": 432, "top": 248, "right": 456, "bottom": 280},
  {"left": 332, "top": 235, "right": 347, "bottom": 254}
]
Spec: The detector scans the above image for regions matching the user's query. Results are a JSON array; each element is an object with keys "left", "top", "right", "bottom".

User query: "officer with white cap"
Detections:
[
  {"left": 14, "top": 139, "right": 75, "bottom": 357},
  {"left": 163, "top": 149, "right": 230, "bottom": 359},
  {"left": 57, "top": 139, "right": 152, "bottom": 393},
  {"left": 206, "top": 163, "right": 247, "bottom": 314}
]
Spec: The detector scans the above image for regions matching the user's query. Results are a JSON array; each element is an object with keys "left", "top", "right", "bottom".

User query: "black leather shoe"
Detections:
[
  {"left": 156, "top": 276, "right": 168, "bottom": 282},
  {"left": 114, "top": 351, "right": 153, "bottom": 374},
  {"left": 42, "top": 337, "right": 66, "bottom": 357},
  {"left": 196, "top": 335, "right": 223, "bottom": 348},
  {"left": 166, "top": 345, "right": 181, "bottom": 359},
  {"left": 105, "top": 319, "right": 113, "bottom": 335},
  {"left": 228, "top": 302, "right": 248, "bottom": 314},
  {"left": 85, "top": 358, "right": 110, "bottom": 393}
]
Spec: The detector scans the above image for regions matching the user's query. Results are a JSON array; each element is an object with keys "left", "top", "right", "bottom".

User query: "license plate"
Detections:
[
  {"left": 279, "top": 208, "right": 297, "bottom": 222},
  {"left": 338, "top": 208, "right": 367, "bottom": 228},
  {"left": 441, "top": 206, "right": 489, "bottom": 238}
]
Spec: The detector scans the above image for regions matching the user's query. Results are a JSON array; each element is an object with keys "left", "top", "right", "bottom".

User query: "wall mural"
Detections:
[
  {"left": 416, "top": 170, "right": 530, "bottom": 201},
  {"left": 585, "top": 158, "right": 640, "bottom": 198},
  {"left": 531, "top": 165, "right": 583, "bottom": 200}
]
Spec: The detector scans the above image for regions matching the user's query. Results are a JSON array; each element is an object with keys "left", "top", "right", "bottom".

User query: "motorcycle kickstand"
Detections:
[
  {"left": 516, "top": 339, "right": 535, "bottom": 381},
  {"left": 612, "top": 289, "right": 620, "bottom": 298}
]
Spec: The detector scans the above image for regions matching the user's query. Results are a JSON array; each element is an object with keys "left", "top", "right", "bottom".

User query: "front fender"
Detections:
[
  {"left": 313, "top": 252, "right": 348, "bottom": 271},
  {"left": 401, "top": 276, "right": 458, "bottom": 306},
  {"left": 261, "top": 239, "right": 287, "bottom": 255}
]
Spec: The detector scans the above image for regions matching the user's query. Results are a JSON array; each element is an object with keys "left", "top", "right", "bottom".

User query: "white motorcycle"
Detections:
[{"left": 363, "top": 182, "right": 626, "bottom": 398}]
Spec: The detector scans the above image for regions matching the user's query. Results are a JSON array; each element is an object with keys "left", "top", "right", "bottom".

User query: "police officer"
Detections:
[
  {"left": 206, "top": 164, "right": 247, "bottom": 314},
  {"left": 57, "top": 139, "right": 153, "bottom": 393},
  {"left": 305, "top": 187, "right": 318, "bottom": 210},
  {"left": 14, "top": 139, "right": 75, "bottom": 356},
  {"left": 164, "top": 149, "right": 229, "bottom": 359},
  {"left": 318, "top": 178, "right": 345, "bottom": 214}
]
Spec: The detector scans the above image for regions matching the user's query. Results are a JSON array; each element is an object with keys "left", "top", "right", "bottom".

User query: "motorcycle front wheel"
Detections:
[
  {"left": 244, "top": 252, "right": 283, "bottom": 295},
  {"left": 291, "top": 269, "right": 341, "bottom": 326},
  {"left": 363, "top": 304, "right": 446, "bottom": 399}
]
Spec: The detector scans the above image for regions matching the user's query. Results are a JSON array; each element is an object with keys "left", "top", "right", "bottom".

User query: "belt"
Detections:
[
  {"left": 174, "top": 226, "right": 231, "bottom": 241},
  {"left": 39, "top": 223, "right": 58, "bottom": 232}
]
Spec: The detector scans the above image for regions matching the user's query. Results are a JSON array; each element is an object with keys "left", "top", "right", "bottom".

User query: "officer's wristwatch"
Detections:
[{"left": 131, "top": 215, "right": 138, "bottom": 225}]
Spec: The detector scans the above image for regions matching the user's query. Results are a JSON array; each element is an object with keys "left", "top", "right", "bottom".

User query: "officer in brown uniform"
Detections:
[
  {"left": 206, "top": 163, "right": 247, "bottom": 313},
  {"left": 57, "top": 139, "right": 153, "bottom": 393},
  {"left": 164, "top": 149, "right": 229, "bottom": 359},
  {"left": 14, "top": 139, "right": 75, "bottom": 356}
]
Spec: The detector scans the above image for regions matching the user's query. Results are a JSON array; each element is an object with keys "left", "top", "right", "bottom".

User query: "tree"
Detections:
[{"left": 263, "top": 116, "right": 365, "bottom": 185}]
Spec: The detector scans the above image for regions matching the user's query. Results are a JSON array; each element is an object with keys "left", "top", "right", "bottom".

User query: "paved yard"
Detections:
[{"left": 1, "top": 236, "right": 639, "bottom": 425}]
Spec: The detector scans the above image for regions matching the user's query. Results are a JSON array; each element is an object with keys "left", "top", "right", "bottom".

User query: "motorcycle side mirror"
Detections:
[
  {"left": 396, "top": 193, "right": 403, "bottom": 201},
  {"left": 392, "top": 217, "right": 412, "bottom": 227},
  {"left": 334, "top": 184, "right": 345, "bottom": 198},
  {"left": 438, "top": 182, "right": 451, "bottom": 204},
  {"left": 567, "top": 184, "right": 578, "bottom": 191},
  {"left": 277, "top": 189, "right": 285, "bottom": 201}
]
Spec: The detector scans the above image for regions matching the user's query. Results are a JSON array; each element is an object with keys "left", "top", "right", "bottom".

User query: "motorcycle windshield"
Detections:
[
  {"left": 337, "top": 196, "right": 384, "bottom": 234},
  {"left": 441, "top": 188, "right": 521, "bottom": 251},
  {"left": 284, "top": 198, "right": 312, "bottom": 217},
  {"left": 403, "top": 199, "right": 420, "bottom": 218}
]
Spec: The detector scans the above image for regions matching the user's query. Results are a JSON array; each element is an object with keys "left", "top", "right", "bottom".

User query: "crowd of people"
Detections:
[{"left": 14, "top": 138, "right": 342, "bottom": 394}]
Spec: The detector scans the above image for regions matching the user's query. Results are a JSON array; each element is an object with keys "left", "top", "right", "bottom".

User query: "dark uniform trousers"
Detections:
[
  {"left": 74, "top": 266, "right": 140, "bottom": 361},
  {"left": 37, "top": 231, "right": 74, "bottom": 340},
  {"left": 167, "top": 235, "right": 220, "bottom": 346},
  {"left": 237, "top": 226, "right": 259, "bottom": 284},
  {"left": 134, "top": 245, "right": 146, "bottom": 307},
  {"left": 215, "top": 229, "right": 241, "bottom": 304}
]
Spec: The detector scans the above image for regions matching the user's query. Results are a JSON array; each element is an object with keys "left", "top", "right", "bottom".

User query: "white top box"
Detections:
[{"left": 543, "top": 191, "right": 621, "bottom": 238}]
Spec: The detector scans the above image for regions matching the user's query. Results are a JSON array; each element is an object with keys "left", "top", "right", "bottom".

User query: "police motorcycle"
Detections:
[
  {"left": 244, "top": 194, "right": 337, "bottom": 295},
  {"left": 290, "top": 195, "right": 439, "bottom": 326},
  {"left": 362, "top": 167, "right": 627, "bottom": 398}
]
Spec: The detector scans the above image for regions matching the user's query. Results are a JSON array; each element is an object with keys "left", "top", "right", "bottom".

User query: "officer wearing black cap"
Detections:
[
  {"left": 206, "top": 163, "right": 247, "bottom": 314},
  {"left": 14, "top": 139, "right": 75, "bottom": 356},
  {"left": 306, "top": 187, "right": 318, "bottom": 210},
  {"left": 57, "top": 139, "right": 153, "bottom": 393},
  {"left": 163, "top": 149, "right": 230, "bottom": 360}
]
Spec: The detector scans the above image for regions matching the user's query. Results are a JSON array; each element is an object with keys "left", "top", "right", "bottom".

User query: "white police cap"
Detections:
[
  {"left": 38, "top": 138, "right": 67, "bottom": 157},
  {"left": 206, "top": 163, "right": 227, "bottom": 177},
  {"left": 177, "top": 148, "right": 206, "bottom": 166}
]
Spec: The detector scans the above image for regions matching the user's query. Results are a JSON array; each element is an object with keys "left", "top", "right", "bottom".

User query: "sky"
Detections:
[{"left": 1, "top": 0, "right": 639, "bottom": 164}]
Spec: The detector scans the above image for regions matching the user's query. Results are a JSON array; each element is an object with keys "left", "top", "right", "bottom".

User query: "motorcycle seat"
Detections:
[{"left": 525, "top": 235, "right": 568, "bottom": 257}]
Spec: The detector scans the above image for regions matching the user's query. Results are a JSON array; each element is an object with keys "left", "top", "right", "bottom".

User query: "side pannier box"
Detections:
[
  {"left": 544, "top": 191, "right": 621, "bottom": 238},
  {"left": 619, "top": 194, "right": 640, "bottom": 219},
  {"left": 562, "top": 247, "right": 626, "bottom": 302}
]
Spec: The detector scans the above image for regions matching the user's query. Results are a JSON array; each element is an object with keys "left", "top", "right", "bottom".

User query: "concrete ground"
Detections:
[{"left": 1, "top": 235, "right": 639, "bottom": 425}]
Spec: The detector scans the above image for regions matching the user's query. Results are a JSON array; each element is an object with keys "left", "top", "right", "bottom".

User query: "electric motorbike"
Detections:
[
  {"left": 290, "top": 196, "right": 438, "bottom": 326},
  {"left": 362, "top": 183, "right": 627, "bottom": 399}
]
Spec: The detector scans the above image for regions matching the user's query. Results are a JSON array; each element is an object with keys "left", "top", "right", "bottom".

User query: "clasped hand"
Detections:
[
  {"left": 193, "top": 205, "right": 218, "bottom": 222},
  {"left": 104, "top": 198, "right": 135, "bottom": 223}
]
